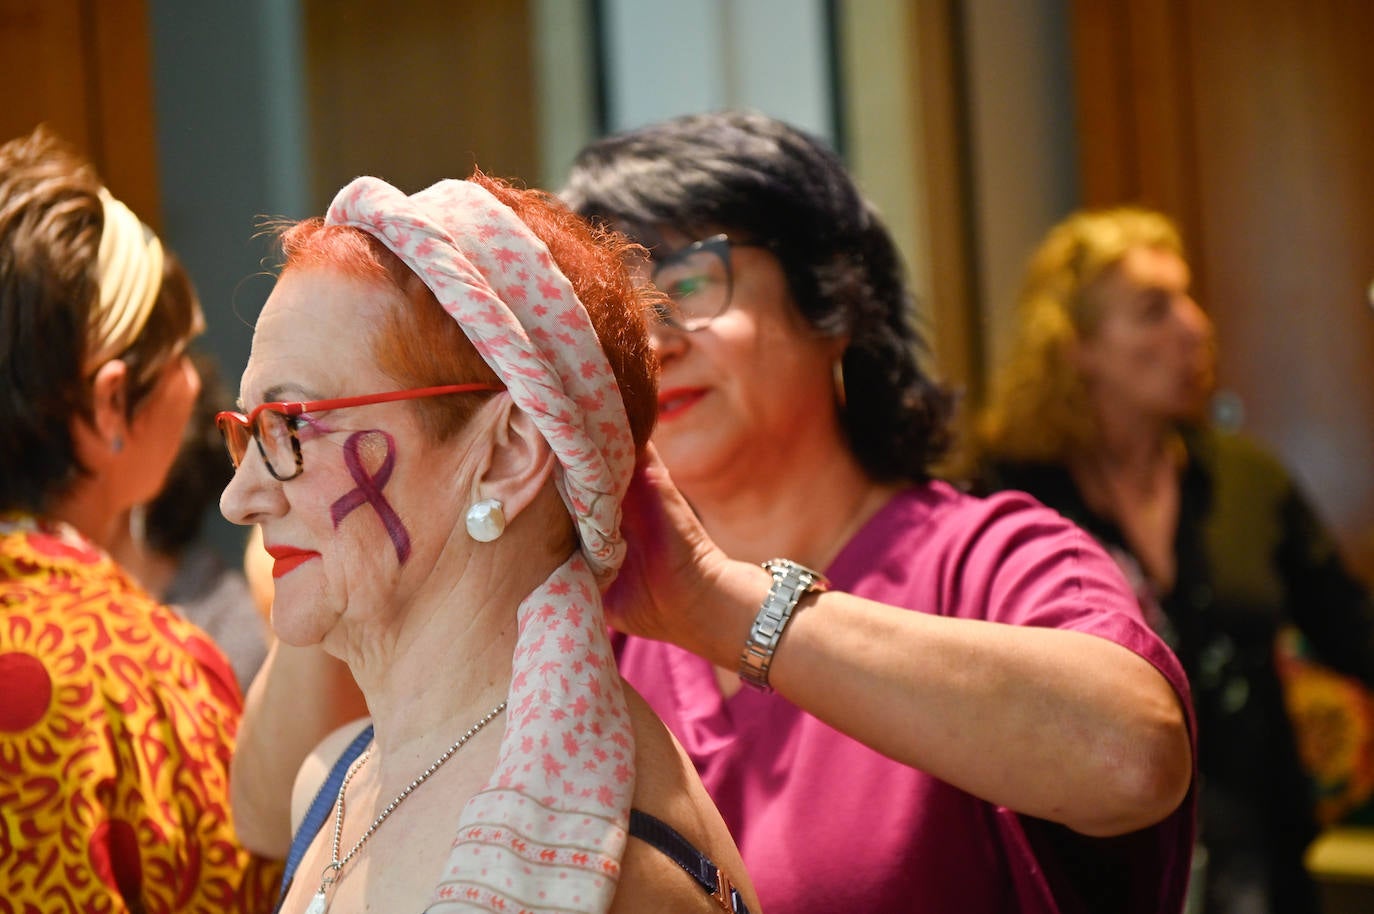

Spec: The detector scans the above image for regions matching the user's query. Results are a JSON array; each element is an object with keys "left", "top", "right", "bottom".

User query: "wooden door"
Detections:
[
  {"left": 301, "top": 0, "right": 539, "bottom": 212},
  {"left": 0, "top": 0, "right": 160, "bottom": 226},
  {"left": 1071, "top": 0, "right": 1374, "bottom": 581}
]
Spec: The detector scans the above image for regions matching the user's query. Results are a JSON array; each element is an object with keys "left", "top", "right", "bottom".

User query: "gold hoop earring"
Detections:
[{"left": 832, "top": 358, "right": 847, "bottom": 410}]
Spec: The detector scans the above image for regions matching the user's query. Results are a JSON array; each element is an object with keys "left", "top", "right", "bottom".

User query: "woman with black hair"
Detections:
[{"left": 559, "top": 110, "right": 1196, "bottom": 914}]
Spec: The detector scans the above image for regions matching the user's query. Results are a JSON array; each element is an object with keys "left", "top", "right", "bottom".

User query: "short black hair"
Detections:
[{"left": 562, "top": 109, "right": 952, "bottom": 483}]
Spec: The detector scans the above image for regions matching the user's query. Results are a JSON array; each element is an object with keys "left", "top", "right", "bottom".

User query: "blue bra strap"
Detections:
[
  {"left": 275, "top": 724, "right": 375, "bottom": 911},
  {"left": 628, "top": 809, "right": 752, "bottom": 914}
]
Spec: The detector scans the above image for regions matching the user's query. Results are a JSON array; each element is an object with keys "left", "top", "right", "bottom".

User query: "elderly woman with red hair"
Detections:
[{"left": 217, "top": 171, "right": 757, "bottom": 913}]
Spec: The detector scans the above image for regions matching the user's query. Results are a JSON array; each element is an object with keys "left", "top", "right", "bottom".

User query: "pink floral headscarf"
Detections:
[{"left": 327, "top": 177, "right": 637, "bottom": 913}]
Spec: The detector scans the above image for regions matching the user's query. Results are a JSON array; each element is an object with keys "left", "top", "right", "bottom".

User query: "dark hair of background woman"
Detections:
[{"left": 561, "top": 109, "right": 953, "bottom": 484}]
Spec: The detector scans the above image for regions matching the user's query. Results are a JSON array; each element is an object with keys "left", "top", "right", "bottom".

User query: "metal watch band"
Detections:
[{"left": 738, "top": 558, "right": 830, "bottom": 692}]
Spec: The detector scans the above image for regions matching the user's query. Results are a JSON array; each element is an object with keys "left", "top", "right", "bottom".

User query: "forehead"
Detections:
[
  {"left": 240, "top": 266, "right": 397, "bottom": 402},
  {"left": 1114, "top": 246, "right": 1190, "bottom": 291}
]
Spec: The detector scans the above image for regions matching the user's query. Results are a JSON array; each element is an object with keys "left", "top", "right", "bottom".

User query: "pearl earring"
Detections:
[{"left": 465, "top": 498, "right": 506, "bottom": 542}]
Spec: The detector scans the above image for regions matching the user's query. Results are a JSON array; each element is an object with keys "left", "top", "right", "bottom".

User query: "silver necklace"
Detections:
[{"left": 305, "top": 700, "right": 507, "bottom": 914}]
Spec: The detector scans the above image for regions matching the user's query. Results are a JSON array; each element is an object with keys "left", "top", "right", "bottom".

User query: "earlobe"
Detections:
[{"left": 88, "top": 359, "right": 131, "bottom": 452}]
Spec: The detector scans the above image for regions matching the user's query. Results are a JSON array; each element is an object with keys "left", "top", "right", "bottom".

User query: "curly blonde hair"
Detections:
[{"left": 980, "top": 206, "right": 1184, "bottom": 463}]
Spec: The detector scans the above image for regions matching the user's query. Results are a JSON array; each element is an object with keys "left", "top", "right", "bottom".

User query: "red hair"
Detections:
[{"left": 273, "top": 171, "right": 658, "bottom": 449}]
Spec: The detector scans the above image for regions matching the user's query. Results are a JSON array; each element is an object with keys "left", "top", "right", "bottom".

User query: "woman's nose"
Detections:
[
  {"left": 647, "top": 318, "right": 687, "bottom": 361},
  {"left": 1177, "top": 296, "right": 1213, "bottom": 340},
  {"left": 219, "top": 444, "right": 284, "bottom": 527}
]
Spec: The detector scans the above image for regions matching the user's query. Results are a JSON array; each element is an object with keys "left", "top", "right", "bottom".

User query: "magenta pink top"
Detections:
[{"left": 617, "top": 483, "right": 1197, "bottom": 913}]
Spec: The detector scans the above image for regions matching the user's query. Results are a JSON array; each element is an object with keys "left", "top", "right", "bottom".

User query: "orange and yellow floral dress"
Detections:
[{"left": 0, "top": 514, "right": 281, "bottom": 912}]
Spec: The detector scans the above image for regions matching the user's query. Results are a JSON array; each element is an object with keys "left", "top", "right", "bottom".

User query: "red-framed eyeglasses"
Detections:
[{"left": 215, "top": 382, "right": 502, "bottom": 481}]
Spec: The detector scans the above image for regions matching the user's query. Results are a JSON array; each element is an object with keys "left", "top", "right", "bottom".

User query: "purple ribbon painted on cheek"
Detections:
[{"left": 330, "top": 430, "right": 412, "bottom": 564}]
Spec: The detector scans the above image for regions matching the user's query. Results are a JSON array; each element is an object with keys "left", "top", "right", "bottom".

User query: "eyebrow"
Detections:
[{"left": 236, "top": 383, "right": 322, "bottom": 411}]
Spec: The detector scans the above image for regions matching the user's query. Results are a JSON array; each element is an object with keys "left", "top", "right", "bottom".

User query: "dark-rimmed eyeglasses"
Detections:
[
  {"left": 215, "top": 382, "right": 502, "bottom": 481},
  {"left": 650, "top": 234, "right": 771, "bottom": 332}
]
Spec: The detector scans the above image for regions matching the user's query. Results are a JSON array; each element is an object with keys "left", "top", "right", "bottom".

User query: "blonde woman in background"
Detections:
[{"left": 979, "top": 206, "right": 1374, "bottom": 914}]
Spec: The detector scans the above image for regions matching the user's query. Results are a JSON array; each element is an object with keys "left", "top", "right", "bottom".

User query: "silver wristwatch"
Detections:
[{"left": 738, "top": 558, "right": 830, "bottom": 692}]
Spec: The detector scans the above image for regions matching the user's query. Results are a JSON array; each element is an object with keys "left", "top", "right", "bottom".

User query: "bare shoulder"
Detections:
[
  {"left": 608, "top": 682, "right": 761, "bottom": 913},
  {"left": 288, "top": 716, "right": 373, "bottom": 834}
]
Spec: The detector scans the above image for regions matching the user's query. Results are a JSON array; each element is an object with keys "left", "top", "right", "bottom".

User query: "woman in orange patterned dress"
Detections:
[{"left": 0, "top": 128, "right": 280, "bottom": 912}]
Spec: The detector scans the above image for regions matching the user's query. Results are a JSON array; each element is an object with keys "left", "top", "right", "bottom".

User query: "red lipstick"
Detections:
[
  {"left": 265, "top": 544, "right": 319, "bottom": 579},
  {"left": 657, "top": 386, "right": 707, "bottom": 420}
]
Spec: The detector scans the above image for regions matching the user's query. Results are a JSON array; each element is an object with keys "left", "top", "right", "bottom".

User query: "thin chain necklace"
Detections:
[{"left": 305, "top": 700, "right": 507, "bottom": 914}]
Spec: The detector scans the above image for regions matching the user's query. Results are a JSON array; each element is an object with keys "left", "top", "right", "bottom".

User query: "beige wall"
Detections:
[{"left": 836, "top": 0, "right": 1076, "bottom": 407}]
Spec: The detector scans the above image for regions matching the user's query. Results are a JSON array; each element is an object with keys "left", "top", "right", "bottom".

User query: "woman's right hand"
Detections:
[{"left": 603, "top": 445, "right": 760, "bottom": 667}]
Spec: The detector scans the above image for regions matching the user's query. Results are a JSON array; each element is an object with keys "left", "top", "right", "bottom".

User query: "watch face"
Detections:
[{"left": 764, "top": 558, "right": 829, "bottom": 592}]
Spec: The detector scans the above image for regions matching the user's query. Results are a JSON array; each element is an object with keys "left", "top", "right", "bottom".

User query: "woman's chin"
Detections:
[
  {"left": 268, "top": 609, "right": 332, "bottom": 649},
  {"left": 653, "top": 429, "right": 733, "bottom": 486}
]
